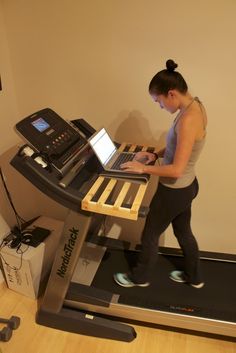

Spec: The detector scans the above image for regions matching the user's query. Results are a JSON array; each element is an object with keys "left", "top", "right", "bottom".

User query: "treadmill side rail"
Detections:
[
  {"left": 64, "top": 299, "right": 236, "bottom": 339},
  {"left": 36, "top": 307, "right": 136, "bottom": 342}
]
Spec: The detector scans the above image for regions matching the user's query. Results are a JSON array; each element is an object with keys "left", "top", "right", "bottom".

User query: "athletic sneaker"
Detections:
[
  {"left": 113, "top": 273, "right": 150, "bottom": 288},
  {"left": 169, "top": 270, "right": 204, "bottom": 289}
]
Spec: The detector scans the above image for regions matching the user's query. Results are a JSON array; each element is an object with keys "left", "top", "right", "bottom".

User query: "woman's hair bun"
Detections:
[{"left": 166, "top": 59, "right": 178, "bottom": 72}]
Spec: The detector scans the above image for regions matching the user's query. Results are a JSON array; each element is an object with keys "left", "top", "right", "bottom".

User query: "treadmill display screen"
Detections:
[{"left": 31, "top": 118, "right": 50, "bottom": 132}]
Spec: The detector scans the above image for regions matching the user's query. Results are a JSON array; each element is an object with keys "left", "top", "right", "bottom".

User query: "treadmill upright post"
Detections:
[
  {"left": 36, "top": 209, "right": 136, "bottom": 342},
  {"left": 39, "top": 209, "right": 91, "bottom": 313}
]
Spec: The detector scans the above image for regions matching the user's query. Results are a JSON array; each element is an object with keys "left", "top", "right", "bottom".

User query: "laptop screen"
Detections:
[{"left": 89, "top": 128, "right": 117, "bottom": 165}]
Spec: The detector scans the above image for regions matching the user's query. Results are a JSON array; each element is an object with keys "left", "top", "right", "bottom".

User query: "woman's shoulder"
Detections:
[{"left": 178, "top": 102, "right": 207, "bottom": 138}]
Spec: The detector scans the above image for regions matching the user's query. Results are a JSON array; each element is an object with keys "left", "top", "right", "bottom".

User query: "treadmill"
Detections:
[{"left": 10, "top": 108, "right": 236, "bottom": 342}]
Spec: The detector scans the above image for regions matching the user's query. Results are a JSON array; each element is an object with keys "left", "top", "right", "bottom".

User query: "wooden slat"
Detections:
[
  {"left": 130, "top": 184, "right": 147, "bottom": 214},
  {"left": 82, "top": 176, "right": 105, "bottom": 207},
  {"left": 97, "top": 179, "right": 117, "bottom": 205},
  {"left": 113, "top": 182, "right": 131, "bottom": 209},
  {"left": 128, "top": 144, "right": 137, "bottom": 152},
  {"left": 118, "top": 142, "right": 127, "bottom": 152},
  {"left": 82, "top": 200, "right": 137, "bottom": 220}
]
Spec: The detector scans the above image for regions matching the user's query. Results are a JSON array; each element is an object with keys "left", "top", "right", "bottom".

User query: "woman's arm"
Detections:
[{"left": 121, "top": 113, "right": 199, "bottom": 177}]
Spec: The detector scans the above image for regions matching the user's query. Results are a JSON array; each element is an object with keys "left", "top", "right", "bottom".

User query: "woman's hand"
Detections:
[
  {"left": 120, "top": 160, "right": 146, "bottom": 174},
  {"left": 120, "top": 152, "right": 157, "bottom": 174},
  {"left": 134, "top": 151, "right": 156, "bottom": 164}
]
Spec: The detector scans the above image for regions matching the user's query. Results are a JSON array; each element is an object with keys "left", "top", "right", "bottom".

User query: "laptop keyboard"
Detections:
[{"left": 111, "top": 153, "right": 134, "bottom": 170}]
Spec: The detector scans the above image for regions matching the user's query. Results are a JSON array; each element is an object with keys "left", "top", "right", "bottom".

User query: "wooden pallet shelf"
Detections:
[{"left": 81, "top": 143, "right": 156, "bottom": 220}]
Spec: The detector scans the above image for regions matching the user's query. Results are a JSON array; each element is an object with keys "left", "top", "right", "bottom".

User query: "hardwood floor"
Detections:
[{"left": 0, "top": 283, "right": 235, "bottom": 353}]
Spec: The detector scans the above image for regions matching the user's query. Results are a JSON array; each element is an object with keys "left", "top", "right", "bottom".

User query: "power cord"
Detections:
[
  {"left": 0, "top": 239, "right": 29, "bottom": 271},
  {"left": 0, "top": 166, "right": 42, "bottom": 245},
  {"left": 0, "top": 166, "right": 26, "bottom": 232},
  {"left": 0, "top": 234, "right": 29, "bottom": 271}
]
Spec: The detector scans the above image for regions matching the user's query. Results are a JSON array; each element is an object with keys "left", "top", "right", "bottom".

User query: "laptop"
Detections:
[{"left": 88, "top": 127, "right": 135, "bottom": 173}]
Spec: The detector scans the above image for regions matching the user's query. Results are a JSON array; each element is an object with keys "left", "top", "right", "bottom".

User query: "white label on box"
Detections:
[{"left": 2, "top": 256, "right": 36, "bottom": 298}]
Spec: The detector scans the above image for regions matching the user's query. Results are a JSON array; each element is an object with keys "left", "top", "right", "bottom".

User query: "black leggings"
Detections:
[{"left": 130, "top": 178, "right": 202, "bottom": 285}]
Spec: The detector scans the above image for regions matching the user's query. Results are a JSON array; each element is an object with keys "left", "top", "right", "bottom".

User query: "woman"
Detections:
[{"left": 114, "top": 59, "right": 207, "bottom": 289}]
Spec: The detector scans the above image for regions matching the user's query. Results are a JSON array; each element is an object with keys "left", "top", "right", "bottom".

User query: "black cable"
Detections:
[
  {"left": 0, "top": 241, "right": 29, "bottom": 271},
  {"left": 0, "top": 166, "right": 26, "bottom": 231}
]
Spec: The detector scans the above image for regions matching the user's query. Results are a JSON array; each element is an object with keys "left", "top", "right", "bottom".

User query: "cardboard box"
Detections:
[{"left": 0, "top": 216, "right": 64, "bottom": 298}]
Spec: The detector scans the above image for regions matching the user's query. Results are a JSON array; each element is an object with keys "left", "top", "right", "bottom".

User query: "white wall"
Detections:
[
  {"left": 0, "top": 3, "right": 22, "bottom": 225},
  {"left": 0, "top": 2, "right": 19, "bottom": 153},
  {"left": 1, "top": 0, "right": 236, "bottom": 253}
]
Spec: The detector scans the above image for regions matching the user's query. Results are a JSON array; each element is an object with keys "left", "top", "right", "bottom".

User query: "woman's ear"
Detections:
[
  {"left": 168, "top": 90, "right": 179, "bottom": 101},
  {"left": 168, "top": 90, "right": 175, "bottom": 98}
]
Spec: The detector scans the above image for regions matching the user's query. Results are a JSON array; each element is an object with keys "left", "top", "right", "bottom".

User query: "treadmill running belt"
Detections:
[{"left": 91, "top": 249, "right": 236, "bottom": 323}]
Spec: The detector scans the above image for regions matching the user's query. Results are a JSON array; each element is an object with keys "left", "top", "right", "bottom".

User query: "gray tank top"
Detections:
[{"left": 159, "top": 97, "right": 206, "bottom": 188}]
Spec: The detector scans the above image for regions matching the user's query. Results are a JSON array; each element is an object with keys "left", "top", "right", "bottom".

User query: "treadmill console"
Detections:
[{"left": 15, "top": 108, "right": 88, "bottom": 174}]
